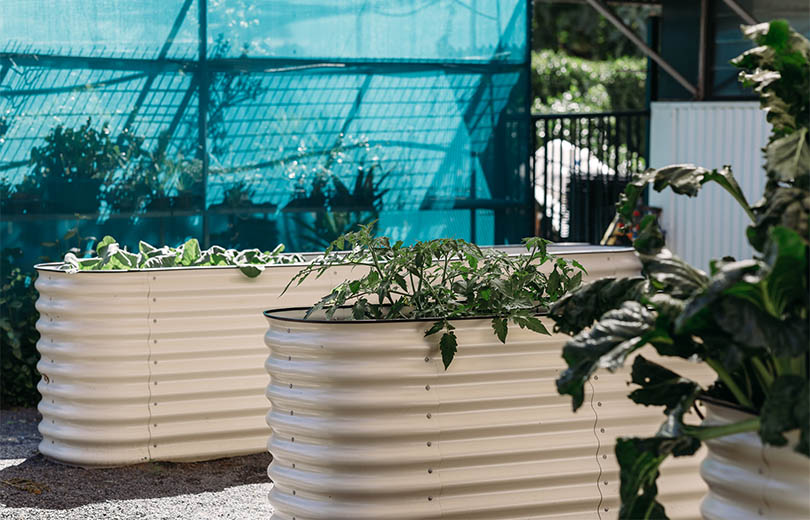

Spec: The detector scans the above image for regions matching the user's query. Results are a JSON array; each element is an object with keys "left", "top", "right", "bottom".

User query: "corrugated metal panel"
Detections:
[
  {"left": 700, "top": 402, "right": 810, "bottom": 520},
  {"left": 649, "top": 101, "right": 770, "bottom": 269},
  {"left": 34, "top": 247, "right": 639, "bottom": 467},
  {"left": 34, "top": 264, "right": 349, "bottom": 467},
  {"left": 264, "top": 311, "right": 715, "bottom": 520}
]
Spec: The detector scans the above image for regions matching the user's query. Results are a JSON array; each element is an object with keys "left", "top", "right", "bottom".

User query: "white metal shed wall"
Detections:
[{"left": 649, "top": 101, "right": 770, "bottom": 270}]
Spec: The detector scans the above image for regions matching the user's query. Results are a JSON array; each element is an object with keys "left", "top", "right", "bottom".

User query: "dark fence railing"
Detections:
[{"left": 531, "top": 110, "right": 649, "bottom": 244}]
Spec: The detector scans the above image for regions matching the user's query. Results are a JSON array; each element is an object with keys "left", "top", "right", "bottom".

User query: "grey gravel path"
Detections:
[{"left": 0, "top": 408, "right": 274, "bottom": 519}]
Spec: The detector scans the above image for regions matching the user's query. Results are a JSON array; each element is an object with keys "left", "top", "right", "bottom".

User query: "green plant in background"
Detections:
[
  {"left": 286, "top": 223, "right": 585, "bottom": 368},
  {"left": 549, "top": 20, "right": 809, "bottom": 519},
  {"left": 282, "top": 135, "right": 390, "bottom": 251},
  {"left": 531, "top": 50, "right": 646, "bottom": 113},
  {"left": 1, "top": 248, "right": 41, "bottom": 408},
  {"left": 59, "top": 236, "right": 304, "bottom": 278},
  {"left": 29, "top": 118, "right": 142, "bottom": 214}
]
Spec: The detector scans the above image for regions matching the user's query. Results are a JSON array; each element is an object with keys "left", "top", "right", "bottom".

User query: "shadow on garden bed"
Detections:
[{"left": 0, "top": 408, "right": 271, "bottom": 510}]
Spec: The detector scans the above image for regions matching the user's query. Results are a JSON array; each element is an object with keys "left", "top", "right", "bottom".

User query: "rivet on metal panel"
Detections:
[
  {"left": 154, "top": 360, "right": 158, "bottom": 364},
  {"left": 154, "top": 381, "right": 158, "bottom": 385},
  {"left": 153, "top": 402, "right": 158, "bottom": 406},
  {"left": 153, "top": 339, "right": 157, "bottom": 344},
  {"left": 154, "top": 424, "right": 157, "bottom": 427},
  {"left": 427, "top": 496, "right": 433, "bottom": 501},
  {"left": 425, "top": 384, "right": 430, "bottom": 391},
  {"left": 427, "top": 468, "right": 433, "bottom": 474},
  {"left": 292, "top": 463, "right": 295, "bottom": 468},
  {"left": 424, "top": 356, "right": 430, "bottom": 362},
  {"left": 604, "top": 507, "right": 609, "bottom": 512},
  {"left": 600, "top": 428, "right": 605, "bottom": 433},
  {"left": 152, "top": 298, "right": 156, "bottom": 302},
  {"left": 153, "top": 319, "right": 157, "bottom": 323},
  {"left": 603, "top": 481, "right": 608, "bottom": 485},
  {"left": 426, "top": 441, "right": 432, "bottom": 447},
  {"left": 153, "top": 444, "right": 157, "bottom": 448},
  {"left": 426, "top": 413, "right": 432, "bottom": 419},
  {"left": 290, "top": 410, "right": 294, "bottom": 416},
  {"left": 291, "top": 437, "right": 295, "bottom": 442},
  {"left": 602, "top": 454, "right": 607, "bottom": 459},
  {"left": 593, "top": 375, "right": 598, "bottom": 380},
  {"left": 152, "top": 276, "right": 156, "bottom": 280},
  {"left": 287, "top": 328, "right": 291, "bottom": 334},
  {"left": 288, "top": 356, "right": 292, "bottom": 361},
  {"left": 289, "top": 383, "right": 293, "bottom": 389},
  {"left": 597, "top": 401, "right": 602, "bottom": 407},
  {"left": 292, "top": 490, "right": 296, "bottom": 495}
]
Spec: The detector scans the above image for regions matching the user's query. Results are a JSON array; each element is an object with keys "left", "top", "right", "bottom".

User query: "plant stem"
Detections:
[
  {"left": 706, "top": 357, "right": 754, "bottom": 409},
  {"left": 751, "top": 357, "right": 774, "bottom": 389},
  {"left": 684, "top": 417, "right": 760, "bottom": 441}
]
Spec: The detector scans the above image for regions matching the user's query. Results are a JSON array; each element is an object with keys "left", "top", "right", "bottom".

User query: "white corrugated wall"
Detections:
[{"left": 649, "top": 101, "right": 770, "bottom": 270}]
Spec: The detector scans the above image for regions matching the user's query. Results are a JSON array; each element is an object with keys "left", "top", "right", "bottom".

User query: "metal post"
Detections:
[
  {"left": 525, "top": 0, "right": 535, "bottom": 238},
  {"left": 198, "top": 0, "right": 210, "bottom": 246},
  {"left": 697, "top": 0, "right": 709, "bottom": 100}
]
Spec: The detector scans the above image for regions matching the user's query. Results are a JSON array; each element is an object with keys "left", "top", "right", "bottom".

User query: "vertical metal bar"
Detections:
[
  {"left": 697, "top": 0, "right": 709, "bottom": 100},
  {"left": 526, "top": 0, "right": 535, "bottom": 237},
  {"left": 720, "top": 0, "right": 758, "bottom": 25},
  {"left": 541, "top": 118, "right": 549, "bottom": 238},
  {"left": 198, "top": 0, "right": 210, "bottom": 246},
  {"left": 470, "top": 152, "right": 477, "bottom": 242}
]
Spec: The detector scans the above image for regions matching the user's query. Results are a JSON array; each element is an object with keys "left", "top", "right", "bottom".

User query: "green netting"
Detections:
[{"left": 1, "top": 0, "right": 531, "bottom": 264}]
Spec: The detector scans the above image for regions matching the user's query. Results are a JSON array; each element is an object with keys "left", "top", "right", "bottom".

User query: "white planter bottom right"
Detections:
[{"left": 700, "top": 401, "right": 810, "bottom": 520}]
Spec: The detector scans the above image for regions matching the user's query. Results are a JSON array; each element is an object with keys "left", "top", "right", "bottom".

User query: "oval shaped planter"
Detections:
[
  {"left": 264, "top": 307, "right": 715, "bottom": 520},
  {"left": 33, "top": 246, "right": 638, "bottom": 467},
  {"left": 700, "top": 401, "right": 810, "bottom": 520}
]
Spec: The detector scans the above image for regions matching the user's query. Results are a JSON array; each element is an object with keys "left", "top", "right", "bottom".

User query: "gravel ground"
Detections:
[{"left": 0, "top": 408, "right": 274, "bottom": 519}]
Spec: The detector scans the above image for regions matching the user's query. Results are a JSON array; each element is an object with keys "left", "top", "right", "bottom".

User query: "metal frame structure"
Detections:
[{"left": 1, "top": 1, "right": 534, "bottom": 247}]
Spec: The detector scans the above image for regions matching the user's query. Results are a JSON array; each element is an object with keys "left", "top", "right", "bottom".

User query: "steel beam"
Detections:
[
  {"left": 720, "top": 0, "right": 758, "bottom": 25},
  {"left": 584, "top": 0, "right": 698, "bottom": 97}
]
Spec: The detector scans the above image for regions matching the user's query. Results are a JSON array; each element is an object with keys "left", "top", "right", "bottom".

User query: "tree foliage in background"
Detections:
[
  {"left": 532, "top": 2, "right": 656, "bottom": 61},
  {"left": 532, "top": 50, "right": 646, "bottom": 113},
  {"left": 531, "top": 2, "right": 654, "bottom": 113}
]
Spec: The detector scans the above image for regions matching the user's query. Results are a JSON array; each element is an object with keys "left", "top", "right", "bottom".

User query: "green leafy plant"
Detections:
[
  {"left": 286, "top": 223, "right": 585, "bottom": 368},
  {"left": 58, "top": 236, "right": 305, "bottom": 278},
  {"left": 1, "top": 248, "right": 41, "bottom": 408},
  {"left": 549, "top": 20, "right": 809, "bottom": 519},
  {"left": 29, "top": 118, "right": 141, "bottom": 214}
]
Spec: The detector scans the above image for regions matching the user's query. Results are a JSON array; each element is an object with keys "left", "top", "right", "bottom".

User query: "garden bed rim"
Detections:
[
  {"left": 34, "top": 245, "right": 634, "bottom": 275},
  {"left": 264, "top": 305, "right": 549, "bottom": 325}
]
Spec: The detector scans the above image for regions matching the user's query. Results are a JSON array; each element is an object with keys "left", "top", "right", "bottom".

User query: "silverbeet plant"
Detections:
[
  {"left": 59, "top": 236, "right": 305, "bottom": 277},
  {"left": 285, "top": 223, "right": 585, "bottom": 368},
  {"left": 549, "top": 21, "right": 809, "bottom": 520}
]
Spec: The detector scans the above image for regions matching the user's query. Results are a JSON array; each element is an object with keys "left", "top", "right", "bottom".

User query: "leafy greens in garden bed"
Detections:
[
  {"left": 550, "top": 20, "right": 809, "bottom": 520},
  {"left": 58, "top": 236, "right": 305, "bottom": 277},
  {"left": 286, "top": 223, "right": 585, "bottom": 368}
]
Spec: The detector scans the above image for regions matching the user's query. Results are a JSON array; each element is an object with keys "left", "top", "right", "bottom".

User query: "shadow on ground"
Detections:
[{"left": 0, "top": 408, "right": 271, "bottom": 510}]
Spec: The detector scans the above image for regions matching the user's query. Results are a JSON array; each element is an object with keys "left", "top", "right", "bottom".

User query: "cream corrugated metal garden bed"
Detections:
[
  {"left": 264, "top": 310, "right": 714, "bottom": 520},
  {"left": 34, "top": 245, "right": 638, "bottom": 468}
]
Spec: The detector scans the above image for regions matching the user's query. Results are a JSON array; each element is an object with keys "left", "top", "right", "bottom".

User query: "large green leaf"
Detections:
[
  {"left": 747, "top": 187, "right": 810, "bottom": 251},
  {"left": 765, "top": 127, "right": 810, "bottom": 183},
  {"left": 759, "top": 375, "right": 809, "bottom": 455},
  {"left": 557, "top": 301, "right": 657, "bottom": 411},
  {"left": 615, "top": 166, "right": 751, "bottom": 223},
  {"left": 628, "top": 355, "right": 701, "bottom": 415},
  {"left": 549, "top": 277, "right": 647, "bottom": 335},
  {"left": 638, "top": 249, "right": 709, "bottom": 300},
  {"left": 180, "top": 238, "right": 201, "bottom": 266},
  {"left": 764, "top": 226, "right": 809, "bottom": 315}
]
